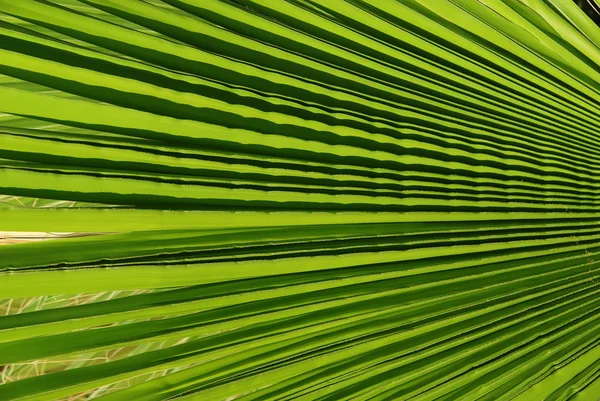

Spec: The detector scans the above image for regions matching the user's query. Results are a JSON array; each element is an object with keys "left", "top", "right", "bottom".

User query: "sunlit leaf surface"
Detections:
[{"left": 0, "top": 1, "right": 599, "bottom": 400}]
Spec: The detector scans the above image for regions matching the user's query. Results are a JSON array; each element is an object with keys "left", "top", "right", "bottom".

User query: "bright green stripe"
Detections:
[
  {"left": 1, "top": 208, "right": 597, "bottom": 231},
  {"left": 2, "top": 228, "right": 600, "bottom": 297},
  {"left": 6, "top": 220, "right": 596, "bottom": 270}
]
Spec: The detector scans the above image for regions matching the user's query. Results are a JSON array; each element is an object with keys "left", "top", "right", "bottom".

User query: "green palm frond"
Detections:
[{"left": 0, "top": 0, "right": 600, "bottom": 400}]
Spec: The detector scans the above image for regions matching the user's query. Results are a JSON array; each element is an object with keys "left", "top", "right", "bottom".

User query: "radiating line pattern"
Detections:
[{"left": 0, "top": 0, "right": 599, "bottom": 400}]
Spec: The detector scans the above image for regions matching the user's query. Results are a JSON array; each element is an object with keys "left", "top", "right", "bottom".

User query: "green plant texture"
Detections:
[{"left": 0, "top": 0, "right": 600, "bottom": 400}]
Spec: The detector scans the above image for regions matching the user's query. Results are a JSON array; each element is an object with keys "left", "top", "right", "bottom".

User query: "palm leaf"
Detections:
[{"left": 0, "top": 0, "right": 599, "bottom": 400}]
